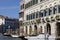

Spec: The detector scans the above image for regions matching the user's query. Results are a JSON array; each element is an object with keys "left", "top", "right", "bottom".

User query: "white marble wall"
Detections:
[{"left": 0, "top": 18, "right": 5, "bottom": 25}]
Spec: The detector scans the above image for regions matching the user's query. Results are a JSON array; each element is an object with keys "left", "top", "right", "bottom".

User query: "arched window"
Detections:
[
  {"left": 26, "top": 26, "right": 27, "bottom": 35},
  {"left": 39, "top": 26, "right": 42, "bottom": 34},
  {"left": 34, "top": 25, "right": 37, "bottom": 35},
  {"left": 40, "top": 26, "right": 42, "bottom": 33},
  {"left": 29, "top": 26, "right": 32, "bottom": 35},
  {"left": 56, "top": 22, "right": 60, "bottom": 36},
  {"left": 49, "top": 7, "right": 53, "bottom": 15},
  {"left": 46, "top": 23, "right": 51, "bottom": 35},
  {"left": 53, "top": 5, "right": 57, "bottom": 14}
]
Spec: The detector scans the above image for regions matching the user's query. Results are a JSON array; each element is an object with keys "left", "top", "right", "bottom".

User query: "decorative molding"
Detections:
[
  {"left": 36, "top": 18, "right": 41, "bottom": 24},
  {"left": 55, "top": 15, "right": 60, "bottom": 21},
  {"left": 42, "top": 18, "right": 46, "bottom": 23},
  {"left": 45, "top": 17, "right": 50, "bottom": 22},
  {"left": 51, "top": 16, "right": 55, "bottom": 22}
]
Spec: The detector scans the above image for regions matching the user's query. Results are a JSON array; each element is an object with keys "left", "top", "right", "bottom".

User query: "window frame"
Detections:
[
  {"left": 53, "top": 5, "right": 58, "bottom": 14},
  {"left": 49, "top": 7, "right": 53, "bottom": 15}
]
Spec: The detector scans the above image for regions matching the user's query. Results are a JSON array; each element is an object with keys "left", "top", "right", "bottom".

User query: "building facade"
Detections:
[
  {"left": 20, "top": 0, "right": 60, "bottom": 40},
  {"left": 0, "top": 15, "right": 19, "bottom": 35},
  {"left": 19, "top": 0, "right": 25, "bottom": 36},
  {"left": 0, "top": 15, "right": 6, "bottom": 33},
  {"left": 4, "top": 18, "right": 19, "bottom": 35}
]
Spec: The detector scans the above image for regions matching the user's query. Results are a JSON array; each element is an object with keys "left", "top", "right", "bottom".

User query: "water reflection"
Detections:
[{"left": 0, "top": 34, "right": 22, "bottom": 40}]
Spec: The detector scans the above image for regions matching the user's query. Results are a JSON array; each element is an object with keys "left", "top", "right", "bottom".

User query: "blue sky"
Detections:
[{"left": 0, "top": 0, "right": 21, "bottom": 18}]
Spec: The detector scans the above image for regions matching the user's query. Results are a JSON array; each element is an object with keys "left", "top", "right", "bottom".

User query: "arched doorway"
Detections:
[
  {"left": 39, "top": 26, "right": 42, "bottom": 34},
  {"left": 34, "top": 25, "right": 37, "bottom": 35},
  {"left": 29, "top": 26, "right": 32, "bottom": 35},
  {"left": 26, "top": 26, "right": 27, "bottom": 35},
  {"left": 56, "top": 22, "right": 60, "bottom": 36},
  {"left": 46, "top": 23, "right": 51, "bottom": 35}
]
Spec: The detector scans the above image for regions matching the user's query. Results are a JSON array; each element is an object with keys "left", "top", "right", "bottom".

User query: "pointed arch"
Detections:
[
  {"left": 39, "top": 26, "right": 42, "bottom": 34},
  {"left": 26, "top": 26, "right": 27, "bottom": 35},
  {"left": 29, "top": 26, "right": 32, "bottom": 35},
  {"left": 56, "top": 22, "right": 60, "bottom": 36},
  {"left": 34, "top": 25, "right": 37, "bottom": 35},
  {"left": 46, "top": 23, "right": 51, "bottom": 35}
]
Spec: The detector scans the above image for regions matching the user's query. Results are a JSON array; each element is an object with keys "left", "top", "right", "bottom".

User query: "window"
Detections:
[
  {"left": 31, "top": 14, "right": 32, "bottom": 19},
  {"left": 21, "top": 5, "right": 22, "bottom": 10},
  {"left": 29, "top": 26, "right": 32, "bottom": 35},
  {"left": 40, "top": 10, "right": 44, "bottom": 17},
  {"left": 49, "top": 7, "right": 52, "bottom": 15},
  {"left": 27, "top": 15, "right": 30, "bottom": 20},
  {"left": 32, "top": 0, "right": 36, "bottom": 5},
  {"left": 22, "top": 4, "right": 24, "bottom": 9},
  {"left": 56, "top": 22, "right": 60, "bottom": 36},
  {"left": 20, "top": 4, "right": 24, "bottom": 10},
  {"left": 27, "top": 3, "right": 29, "bottom": 8},
  {"left": 29, "top": 15, "right": 31, "bottom": 20},
  {"left": 36, "top": 11, "right": 39, "bottom": 18},
  {"left": 39, "top": 26, "right": 42, "bottom": 34},
  {"left": 44, "top": 10, "right": 46, "bottom": 16},
  {"left": 26, "top": 26, "right": 27, "bottom": 35},
  {"left": 58, "top": 5, "right": 60, "bottom": 13},
  {"left": 32, "top": 0, "right": 38, "bottom": 5},
  {"left": 19, "top": 13, "right": 23, "bottom": 18},
  {"left": 25, "top": 0, "right": 38, "bottom": 9},
  {"left": 35, "top": 0, "right": 38, "bottom": 4},
  {"left": 25, "top": 4, "right": 27, "bottom": 9},
  {"left": 53, "top": 5, "right": 57, "bottom": 14},
  {"left": 26, "top": 3, "right": 28, "bottom": 8},
  {"left": 32, "top": 13, "right": 35, "bottom": 19},
  {"left": 44, "top": 9, "right": 48, "bottom": 16},
  {"left": 30, "top": 1, "right": 33, "bottom": 6},
  {"left": 39, "top": 11, "right": 41, "bottom": 17},
  {"left": 26, "top": 15, "right": 28, "bottom": 20},
  {"left": 40, "top": 0, "right": 43, "bottom": 2},
  {"left": 46, "top": 23, "right": 51, "bottom": 35},
  {"left": 34, "top": 25, "right": 37, "bottom": 35},
  {"left": 26, "top": 13, "right": 36, "bottom": 20}
]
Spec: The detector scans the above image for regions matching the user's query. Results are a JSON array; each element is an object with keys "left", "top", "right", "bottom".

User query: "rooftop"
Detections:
[{"left": 0, "top": 15, "right": 8, "bottom": 18}]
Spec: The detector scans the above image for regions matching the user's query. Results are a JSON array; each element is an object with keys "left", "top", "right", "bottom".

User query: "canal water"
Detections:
[{"left": 0, "top": 34, "right": 22, "bottom": 40}]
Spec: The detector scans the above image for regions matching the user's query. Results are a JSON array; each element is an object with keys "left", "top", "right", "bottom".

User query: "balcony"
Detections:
[
  {"left": 19, "top": 21, "right": 24, "bottom": 26},
  {"left": 19, "top": 18, "right": 24, "bottom": 21}
]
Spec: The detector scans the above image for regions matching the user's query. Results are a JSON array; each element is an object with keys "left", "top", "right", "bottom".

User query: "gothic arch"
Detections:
[
  {"left": 34, "top": 25, "right": 37, "bottom": 35},
  {"left": 29, "top": 26, "right": 32, "bottom": 35},
  {"left": 46, "top": 23, "right": 51, "bottom": 35},
  {"left": 56, "top": 22, "right": 60, "bottom": 36},
  {"left": 26, "top": 26, "right": 27, "bottom": 35},
  {"left": 39, "top": 26, "right": 42, "bottom": 34}
]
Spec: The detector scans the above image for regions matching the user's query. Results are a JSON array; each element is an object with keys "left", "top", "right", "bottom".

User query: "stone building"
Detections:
[
  {"left": 0, "top": 15, "right": 19, "bottom": 35},
  {"left": 19, "top": 0, "right": 60, "bottom": 40},
  {"left": 0, "top": 15, "right": 7, "bottom": 33}
]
